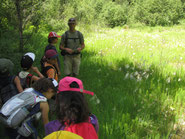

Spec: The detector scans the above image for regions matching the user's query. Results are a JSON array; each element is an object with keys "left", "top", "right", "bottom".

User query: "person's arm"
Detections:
[
  {"left": 40, "top": 102, "right": 49, "bottom": 125},
  {"left": 14, "top": 76, "right": 23, "bottom": 92},
  {"left": 77, "top": 43, "right": 85, "bottom": 52},
  {"left": 60, "top": 45, "right": 74, "bottom": 54},
  {"left": 77, "top": 32, "right": 85, "bottom": 52},
  {"left": 31, "top": 66, "right": 44, "bottom": 79}
]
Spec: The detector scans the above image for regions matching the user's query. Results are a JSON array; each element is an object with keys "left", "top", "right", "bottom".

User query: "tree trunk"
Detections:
[{"left": 15, "top": 0, "right": 23, "bottom": 52}]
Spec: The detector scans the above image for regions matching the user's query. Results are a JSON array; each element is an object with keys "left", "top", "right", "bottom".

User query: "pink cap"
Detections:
[
  {"left": 48, "top": 32, "right": 61, "bottom": 38},
  {"left": 58, "top": 77, "right": 94, "bottom": 96},
  {"left": 45, "top": 49, "right": 58, "bottom": 59}
]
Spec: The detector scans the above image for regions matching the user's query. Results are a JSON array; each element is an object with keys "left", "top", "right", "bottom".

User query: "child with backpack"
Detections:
[
  {"left": 1, "top": 78, "right": 58, "bottom": 139},
  {"left": 0, "top": 58, "right": 23, "bottom": 105},
  {"left": 41, "top": 32, "right": 61, "bottom": 78},
  {"left": 45, "top": 77, "right": 99, "bottom": 139},
  {"left": 42, "top": 49, "right": 59, "bottom": 82},
  {"left": 19, "top": 52, "right": 44, "bottom": 89}
]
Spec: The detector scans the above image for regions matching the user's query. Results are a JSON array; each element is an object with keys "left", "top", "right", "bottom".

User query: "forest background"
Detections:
[{"left": 0, "top": 0, "right": 185, "bottom": 138}]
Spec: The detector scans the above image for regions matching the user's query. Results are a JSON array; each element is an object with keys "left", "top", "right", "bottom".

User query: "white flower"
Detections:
[
  {"left": 134, "top": 71, "right": 139, "bottom": 76},
  {"left": 96, "top": 99, "right": 100, "bottom": 104},
  {"left": 166, "top": 77, "right": 170, "bottom": 83},
  {"left": 125, "top": 64, "right": 129, "bottom": 69},
  {"left": 90, "top": 95, "right": 100, "bottom": 105},
  {"left": 125, "top": 73, "right": 129, "bottom": 79},
  {"left": 130, "top": 74, "right": 134, "bottom": 80},
  {"left": 170, "top": 106, "right": 175, "bottom": 111},
  {"left": 178, "top": 78, "right": 181, "bottom": 82},
  {"left": 145, "top": 74, "right": 149, "bottom": 79}
]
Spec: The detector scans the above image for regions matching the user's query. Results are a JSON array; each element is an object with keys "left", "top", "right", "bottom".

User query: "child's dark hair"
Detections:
[
  {"left": 32, "top": 78, "right": 56, "bottom": 93},
  {"left": 56, "top": 82, "right": 90, "bottom": 125},
  {"left": 48, "top": 37, "right": 58, "bottom": 43}
]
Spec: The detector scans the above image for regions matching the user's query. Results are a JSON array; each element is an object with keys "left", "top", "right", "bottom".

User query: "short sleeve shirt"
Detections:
[{"left": 60, "top": 31, "right": 84, "bottom": 50}]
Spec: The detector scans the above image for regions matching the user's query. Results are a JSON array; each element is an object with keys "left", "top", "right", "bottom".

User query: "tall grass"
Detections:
[
  {"left": 78, "top": 25, "right": 185, "bottom": 138},
  {"left": 34, "top": 25, "right": 185, "bottom": 138}
]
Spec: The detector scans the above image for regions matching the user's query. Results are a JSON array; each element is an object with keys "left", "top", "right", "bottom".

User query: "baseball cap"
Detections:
[
  {"left": 21, "top": 52, "right": 35, "bottom": 70},
  {"left": 48, "top": 32, "right": 61, "bottom": 38},
  {"left": 45, "top": 49, "right": 58, "bottom": 59},
  {"left": 0, "top": 58, "right": 14, "bottom": 77},
  {"left": 58, "top": 77, "right": 94, "bottom": 96},
  {"left": 68, "top": 18, "right": 76, "bottom": 24}
]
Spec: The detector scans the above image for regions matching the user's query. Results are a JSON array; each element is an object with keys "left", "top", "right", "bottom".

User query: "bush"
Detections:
[
  {"left": 100, "top": 2, "right": 128, "bottom": 27},
  {"left": 135, "top": 0, "right": 184, "bottom": 26}
]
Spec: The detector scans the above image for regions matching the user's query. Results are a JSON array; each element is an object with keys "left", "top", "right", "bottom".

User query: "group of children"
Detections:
[{"left": 0, "top": 31, "right": 98, "bottom": 139}]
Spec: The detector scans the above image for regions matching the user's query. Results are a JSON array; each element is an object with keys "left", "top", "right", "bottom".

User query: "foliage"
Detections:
[
  {"left": 99, "top": 2, "right": 128, "bottom": 27},
  {"left": 134, "top": 0, "right": 184, "bottom": 26}
]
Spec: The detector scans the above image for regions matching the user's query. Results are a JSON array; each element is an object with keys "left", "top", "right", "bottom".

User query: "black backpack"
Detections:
[
  {"left": 0, "top": 76, "right": 19, "bottom": 105},
  {"left": 61, "top": 31, "right": 82, "bottom": 56},
  {"left": 41, "top": 66, "right": 57, "bottom": 78}
]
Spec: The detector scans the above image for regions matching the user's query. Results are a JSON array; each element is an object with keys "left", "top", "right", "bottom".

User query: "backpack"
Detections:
[
  {"left": 41, "top": 65, "right": 57, "bottom": 78},
  {"left": 61, "top": 31, "right": 82, "bottom": 56},
  {"left": 44, "top": 131, "right": 83, "bottom": 139},
  {"left": 65, "top": 122, "right": 98, "bottom": 139},
  {"left": 0, "top": 88, "right": 46, "bottom": 136},
  {"left": 0, "top": 88, "right": 47, "bottom": 137},
  {"left": 0, "top": 76, "right": 19, "bottom": 105},
  {"left": 19, "top": 73, "right": 33, "bottom": 89}
]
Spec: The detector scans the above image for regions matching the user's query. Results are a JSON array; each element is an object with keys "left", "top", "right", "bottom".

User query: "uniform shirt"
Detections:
[{"left": 60, "top": 31, "right": 84, "bottom": 50}]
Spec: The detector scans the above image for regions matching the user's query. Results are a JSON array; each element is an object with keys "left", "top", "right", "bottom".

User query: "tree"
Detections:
[
  {"left": 15, "top": 0, "right": 23, "bottom": 52},
  {"left": 0, "top": 0, "right": 44, "bottom": 52}
]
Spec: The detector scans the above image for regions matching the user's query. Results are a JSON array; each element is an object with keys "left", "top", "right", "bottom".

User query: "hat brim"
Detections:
[
  {"left": 59, "top": 88, "right": 94, "bottom": 96},
  {"left": 49, "top": 54, "right": 58, "bottom": 59},
  {"left": 56, "top": 35, "right": 61, "bottom": 38}
]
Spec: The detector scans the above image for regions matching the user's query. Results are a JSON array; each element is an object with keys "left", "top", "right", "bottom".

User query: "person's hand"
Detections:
[
  {"left": 31, "top": 66, "right": 39, "bottom": 73},
  {"left": 65, "top": 48, "right": 73, "bottom": 54},
  {"left": 77, "top": 47, "right": 82, "bottom": 52}
]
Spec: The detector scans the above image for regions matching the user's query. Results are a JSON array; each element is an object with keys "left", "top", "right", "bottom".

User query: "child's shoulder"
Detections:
[
  {"left": 46, "top": 120, "right": 61, "bottom": 127},
  {"left": 45, "top": 120, "right": 65, "bottom": 135}
]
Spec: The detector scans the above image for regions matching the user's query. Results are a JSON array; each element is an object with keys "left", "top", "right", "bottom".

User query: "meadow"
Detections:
[
  {"left": 34, "top": 25, "right": 185, "bottom": 138},
  {"left": 1, "top": 25, "right": 185, "bottom": 139},
  {"left": 76, "top": 25, "right": 185, "bottom": 139}
]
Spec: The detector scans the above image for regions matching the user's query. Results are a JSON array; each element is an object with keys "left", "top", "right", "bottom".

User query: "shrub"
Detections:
[
  {"left": 100, "top": 2, "right": 128, "bottom": 27},
  {"left": 135, "top": 0, "right": 184, "bottom": 26}
]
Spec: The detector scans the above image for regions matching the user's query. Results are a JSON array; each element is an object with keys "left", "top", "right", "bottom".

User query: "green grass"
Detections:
[
  {"left": 31, "top": 25, "right": 185, "bottom": 138},
  {"left": 77, "top": 25, "right": 185, "bottom": 138}
]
